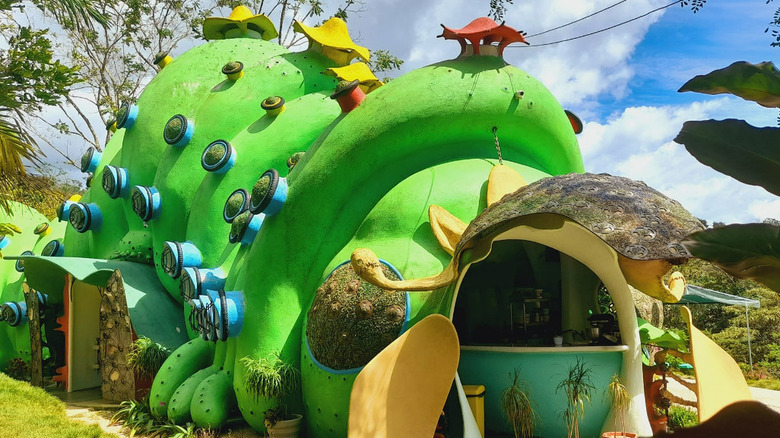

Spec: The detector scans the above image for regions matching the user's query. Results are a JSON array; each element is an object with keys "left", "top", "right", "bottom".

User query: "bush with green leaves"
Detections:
[
  {"left": 4, "top": 358, "right": 30, "bottom": 381},
  {"left": 127, "top": 337, "right": 171, "bottom": 378},
  {"left": 667, "top": 405, "right": 699, "bottom": 431},
  {"left": 111, "top": 397, "right": 207, "bottom": 438}
]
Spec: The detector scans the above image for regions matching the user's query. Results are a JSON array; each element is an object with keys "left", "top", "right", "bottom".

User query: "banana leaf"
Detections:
[
  {"left": 682, "top": 223, "right": 780, "bottom": 293},
  {"left": 674, "top": 119, "right": 780, "bottom": 197},
  {"left": 678, "top": 61, "right": 780, "bottom": 108}
]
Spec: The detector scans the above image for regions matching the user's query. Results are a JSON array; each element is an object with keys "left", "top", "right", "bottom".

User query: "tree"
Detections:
[
  {"left": 0, "top": 0, "right": 104, "bottom": 214},
  {"left": 34, "top": 0, "right": 402, "bottom": 166}
]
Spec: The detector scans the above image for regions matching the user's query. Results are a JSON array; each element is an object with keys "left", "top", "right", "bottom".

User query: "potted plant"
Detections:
[
  {"left": 501, "top": 368, "right": 538, "bottom": 438},
  {"left": 127, "top": 337, "right": 170, "bottom": 399},
  {"left": 241, "top": 352, "right": 302, "bottom": 438},
  {"left": 602, "top": 374, "right": 636, "bottom": 438},
  {"left": 556, "top": 358, "right": 595, "bottom": 438}
]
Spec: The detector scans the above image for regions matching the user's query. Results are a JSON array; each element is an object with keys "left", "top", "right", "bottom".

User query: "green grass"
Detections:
[
  {"left": 667, "top": 405, "right": 698, "bottom": 431},
  {"left": 0, "top": 372, "right": 115, "bottom": 437},
  {"left": 747, "top": 378, "right": 780, "bottom": 390}
]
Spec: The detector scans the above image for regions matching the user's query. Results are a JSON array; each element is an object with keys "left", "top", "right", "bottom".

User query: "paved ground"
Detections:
[
  {"left": 56, "top": 381, "right": 780, "bottom": 436},
  {"left": 665, "top": 377, "right": 780, "bottom": 413},
  {"left": 749, "top": 387, "right": 780, "bottom": 413}
]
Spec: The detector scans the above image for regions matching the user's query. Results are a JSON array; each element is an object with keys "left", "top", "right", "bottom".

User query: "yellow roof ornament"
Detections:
[
  {"left": 202, "top": 6, "right": 278, "bottom": 41},
  {"left": 324, "top": 62, "right": 383, "bottom": 93},
  {"left": 293, "top": 17, "right": 370, "bottom": 66},
  {"left": 486, "top": 164, "right": 527, "bottom": 207}
]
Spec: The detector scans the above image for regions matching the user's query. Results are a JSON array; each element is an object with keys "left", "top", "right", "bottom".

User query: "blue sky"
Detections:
[
  {"left": 341, "top": 0, "right": 780, "bottom": 224},
  {"left": 35, "top": 0, "right": 780, "bottom": 224},
  {"left": 603, "top": 1, "right": 778, "bottom": 113}
]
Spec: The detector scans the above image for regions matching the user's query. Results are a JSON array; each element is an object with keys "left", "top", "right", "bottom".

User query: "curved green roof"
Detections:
[{"left": 9, "top": 256, "right": 188, "bottom": 350}]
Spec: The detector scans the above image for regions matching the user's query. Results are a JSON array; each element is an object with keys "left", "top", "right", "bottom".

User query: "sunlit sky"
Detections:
[
  {"left": 345, "top": 0, "right": 779, "bottom": 225},
  {"left": 36, "top": 0, "right": 780, "bottom": 224}
]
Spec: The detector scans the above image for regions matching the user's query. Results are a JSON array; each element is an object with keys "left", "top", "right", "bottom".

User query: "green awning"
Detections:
[
  {"left": 8, "top": 256, "right": 189, "bottom": 350},
  {"left": 670, "top": 285, "right": 760, "bottom": 309}
]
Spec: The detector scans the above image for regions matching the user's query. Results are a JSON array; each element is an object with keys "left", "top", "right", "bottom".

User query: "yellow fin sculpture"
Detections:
[
  {"left": 348, "top": 314, "right": 460, "bottom": 438},
  {"left": 202, "top": 6, "right": 278, "bottom": 41},
  {"left": 324, "top": 63, "right": 383, "bottom": 93},
  {"left": 486, "top": 164, "right": 527, "bottom": 207},
  {"left": 428, "top": 205, "right": 466, "bottom": 256},
  {"left": 681, "top": 306, "right": 753, "bottom": 422},
  {"left": 294, "top": 18, "right": 369, "bottom": 66},
  {"left": 618, "top": 256, "right": 685, "bottom": 302}
]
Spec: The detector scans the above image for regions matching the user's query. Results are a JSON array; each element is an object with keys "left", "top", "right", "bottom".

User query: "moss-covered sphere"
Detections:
[
  {"left": 204, "top": 142, "right": 227, "bottom": 166},
  {"left": 229, "top": 210, "right": 252, "bottom": 243},
  {"left": 306, "top": 263, "right": 406, "bottom": 370},
  {"left": 164, "top": 115, "right": 184, "bottom": 143},
  {"left": 224, "top": 189, "right": 248, "bottom": 222}
]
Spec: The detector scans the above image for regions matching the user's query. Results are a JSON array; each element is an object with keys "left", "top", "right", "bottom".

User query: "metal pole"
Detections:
[{"left": 746, "top": 304, "right": 753, "bottom": 370}]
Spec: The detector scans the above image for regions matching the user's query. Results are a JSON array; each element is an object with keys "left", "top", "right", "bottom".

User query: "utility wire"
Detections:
[
  {"left": 512, "top": 0, "right": 682, "bottom": 48},
  {"left": 527, "top": 0, "right": 628, "bottom": 38}
]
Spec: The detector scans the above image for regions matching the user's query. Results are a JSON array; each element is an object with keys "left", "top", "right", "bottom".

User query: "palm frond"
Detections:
[
  {"left": 29, "top": 0, "right": 108, "bottom": 30},
  {"left": 0, "top": 111, "right": 42, "bottom": 175}
]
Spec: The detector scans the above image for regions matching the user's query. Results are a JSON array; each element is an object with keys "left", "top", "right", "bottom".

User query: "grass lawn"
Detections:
[
  {"left": 748, "top": 378, "right": 780, "bottom": 391},
  {"left": 0, "top": 372, "right": 116, "bottom": 438}
]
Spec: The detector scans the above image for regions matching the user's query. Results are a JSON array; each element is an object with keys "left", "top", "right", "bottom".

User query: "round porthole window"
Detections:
[
  {"left": 130, "top": 185, "right": 161, "bottom": 222},
  {"left": 69, "top": 203, "right": 101, "bottom": 233},
  {"left": 228, "top": 211, "right": 263, "bottom": 245},
  {"left": 33, "top": 223, "right": 49, "bottom": 236},
  {"left": 80, "top": 147, "right": 102, "bottom": 173},
  {"left": 102, "top": 165, "right": 129, "bottom": 199},
  {"left": 222, "top": 61, "right": 244, "bottom": 80},
  {"left": 161, "top": 241, "right": 202, "bottom": 279},
  {"left": 286, "top": 152, "right": 305, "bottom": 171}
]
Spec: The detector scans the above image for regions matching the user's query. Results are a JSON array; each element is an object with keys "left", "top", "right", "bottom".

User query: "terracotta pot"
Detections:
[
  {"left": 602, "top": 432, "right": 637, "bottom": 438},
  {"left": 268, "top": 413, "right": 303, "bottom": 438}
]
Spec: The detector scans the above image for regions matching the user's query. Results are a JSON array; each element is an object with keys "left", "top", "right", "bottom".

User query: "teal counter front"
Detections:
[{"left": 458, "top": 345, "right": 627, "bottom": 438}]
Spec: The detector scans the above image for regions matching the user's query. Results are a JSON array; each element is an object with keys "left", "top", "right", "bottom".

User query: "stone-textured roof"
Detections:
[{"left": 457, "top": 173, "right": 705, "bottom": 261}]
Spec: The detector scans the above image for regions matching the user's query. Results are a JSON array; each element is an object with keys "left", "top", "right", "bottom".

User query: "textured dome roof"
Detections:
[{"left": 458, "top": 173, "right": 705, "bottom": 261}]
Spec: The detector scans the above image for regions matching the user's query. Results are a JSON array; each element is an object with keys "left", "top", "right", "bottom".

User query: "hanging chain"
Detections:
[{"left": 492, "top": 126, "right": 503, "bottom": 165}]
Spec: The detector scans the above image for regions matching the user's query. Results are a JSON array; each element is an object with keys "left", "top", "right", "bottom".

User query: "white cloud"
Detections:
[
  {"left": 353, "top": 0, "right": 671, "bottom": 107},
  {"left": 749, "top": 200, "right": 780, "bottom": 222},
  {"left": 577, "top": 97, "right": 779, "bottom": 224}
]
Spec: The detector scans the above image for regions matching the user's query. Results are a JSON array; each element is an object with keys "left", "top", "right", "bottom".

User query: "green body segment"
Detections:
[
  {"left": 189, "top": 338, "right": 237, "bottom": 428},
  {"left": 14, "top": 21, "right": 586, "bottom": 435},
  {"left": 231, "top": 55, "right": 583, "bottom": 431},
  {"left": 166, "top": 340, "right": 228, "bottom": 424},
  {"left": 0, "top": 203, "right": 65, "bottom": 370},
  {"left": 149, "top": 338, "right": 215, "bottom": 418},
  {"left": 301, "top": 159, "right": 553, "bottom": 437},
  {"left": 167, "top": 366, "right": 220, "bottom": 424}
]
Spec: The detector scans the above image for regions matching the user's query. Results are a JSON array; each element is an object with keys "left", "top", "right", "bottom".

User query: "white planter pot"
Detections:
[{"left": 268, "top": 413, "right": 303, "bottom": 438}]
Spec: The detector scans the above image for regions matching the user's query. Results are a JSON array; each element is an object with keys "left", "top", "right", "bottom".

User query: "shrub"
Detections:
[
  {"left": 127, "top": 337, "right": 171, "bottom": 378},
  {"left": 667, "top": 405, "right": 698, "bottom": 431},
  {"left": 5, "top": 358, "right": 30, "bottom": 381}
]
